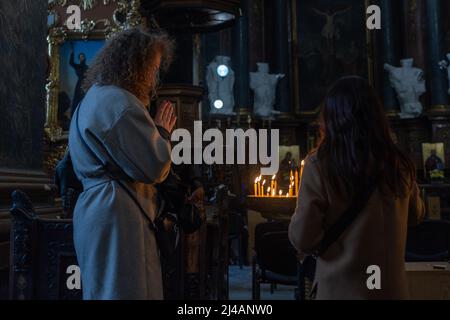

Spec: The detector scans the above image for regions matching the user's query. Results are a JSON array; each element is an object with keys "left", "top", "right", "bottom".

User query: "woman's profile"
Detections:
[
  {"left": 68, "top": 28, "right": 176, "bottom": 300},
  {"left": 289, "top": 76, "right": 425, "bottom": 300}
]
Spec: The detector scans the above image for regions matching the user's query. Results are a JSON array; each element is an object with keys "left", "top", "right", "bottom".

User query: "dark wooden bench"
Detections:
[{"left": 9, "top": 190, "right": 82, "bottom": 300}]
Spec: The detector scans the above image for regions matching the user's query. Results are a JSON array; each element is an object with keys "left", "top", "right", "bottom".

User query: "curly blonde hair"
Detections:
[{"left": 82, "top": 28, "right": 175, "bottom": 102}]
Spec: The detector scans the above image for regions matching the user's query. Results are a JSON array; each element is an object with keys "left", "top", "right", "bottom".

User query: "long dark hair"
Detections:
[{"left": 316, "top": 76, "right": 415, "bottom": 198}]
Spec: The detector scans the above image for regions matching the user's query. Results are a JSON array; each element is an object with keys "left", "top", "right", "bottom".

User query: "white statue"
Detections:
[
  {"left": 446, "top": 53, "right": 450, "bottom": 95},
  {"left": 206, "top": 56, "right": 235, "bottom": 116},
  {"left": 250, "top": 63, "right": 284, "bottom": 119},
  {"left": 384, "top": 58, "right": 426, "bottom": 119},
  {"left": 438, "top": 53, "right": 450, "bottom": 95}
]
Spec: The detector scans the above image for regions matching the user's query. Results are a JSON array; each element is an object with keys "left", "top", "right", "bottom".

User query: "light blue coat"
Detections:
[{"left": 68, "top": 85, "right": 171, "bottom": 300}]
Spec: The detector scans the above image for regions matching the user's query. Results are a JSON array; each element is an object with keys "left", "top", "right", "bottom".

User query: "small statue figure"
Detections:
[
  {"left": 250, "top": 63, "right": 284, "bottom": 119},
  {"left": 206, "top": 56, "right": 235, "bottom": 116},
  {"left": 438, "top": 53, "right": 450, "bottom": 95},
  {"left": 446, "top": 54, "right": 450, "bottom": 95},
  {"left": 384, "top": 58, "right": 426, "bottom": 119}
]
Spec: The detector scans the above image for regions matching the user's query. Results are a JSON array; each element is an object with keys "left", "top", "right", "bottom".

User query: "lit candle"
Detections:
[
  {"left": 254, "top": 177, "right": 258, "bottom": 196},
  {"left": 289, "top": 182, "right": 293, "bottom": 197},
  {"left": 267, "top": 187, "right": 271, "bottom": 197},
  {"left": 279, "top": 190, "right": 283, "bottom": 197},
  {"left": 271, "top": 175, "right": 276, "bottom": 195},
  {"left": 295, "top": 170, "right": 299, "bottom": 196},
  {"left": 272, "top": 175, "right": 277, "bottom": 195},
  {"left": 257, "top": 175, "right": 261, "bottom": 197},
  {"left": 300, "top": 160, "right": 305, "bottom": 184},
  {"left": 261, "top": 179, "right": 266, "bottom": 196}
]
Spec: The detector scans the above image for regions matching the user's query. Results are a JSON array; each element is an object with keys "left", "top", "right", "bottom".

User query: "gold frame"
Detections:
[
  {"left": 290, "top": 0, "right": 375, "bottom": 118},
  {"left": 45, "top": 0, "right": 142, "bottom": 142}
]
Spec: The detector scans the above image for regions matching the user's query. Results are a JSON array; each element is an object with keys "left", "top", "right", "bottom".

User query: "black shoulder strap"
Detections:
[
  {"left": 73, "top": 104, "right": 157, "bottom": 230},
  {"left": 314, "top": 180, "right": 377, "bottom": 257}
]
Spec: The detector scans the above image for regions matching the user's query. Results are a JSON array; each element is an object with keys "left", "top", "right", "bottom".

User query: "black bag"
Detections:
[
  {"left": 306, "top": 179, "right": 377, "bottom": 299},
  {"left": 154, "top": 169, "right": 204, "bottom": 260}
]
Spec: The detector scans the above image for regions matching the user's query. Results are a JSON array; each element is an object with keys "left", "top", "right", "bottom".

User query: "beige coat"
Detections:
[{"left": 289, "top": 152, "right": 425, "bottom": 300}]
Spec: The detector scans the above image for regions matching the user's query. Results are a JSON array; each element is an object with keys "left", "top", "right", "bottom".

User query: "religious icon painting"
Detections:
[
  {"left": 294, "top": 0, "right": 374, "bottom": 113},
  {"left": 422, "top": 143, "right": 445, "bottom": 181},
  {"left": 46, "top": 0, "right": 140, "bottom": 142},
  {"left": 58, "top": 40, "right": 105, "bottom": 131},
  {"left": 278, "top": 145, "right": 301, "bottom": 193}
]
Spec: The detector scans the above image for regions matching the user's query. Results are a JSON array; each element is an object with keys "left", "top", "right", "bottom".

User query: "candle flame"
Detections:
[
  {"left": 262, "top": 179, "right": 266, "bottom": 185},
  {"left": 272, "top": 175, "right": 276, "bottom": 180},
  {"left": 279, "top": 190, "right": 283, "bottom": 196},
  {"left": 301, "top": 160, "right": 305, "bottom": 165}
]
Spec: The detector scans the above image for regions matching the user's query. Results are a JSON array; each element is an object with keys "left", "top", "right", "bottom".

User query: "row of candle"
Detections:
[{"left": 253, "top": 160, "right": 305, "bottom": 198}]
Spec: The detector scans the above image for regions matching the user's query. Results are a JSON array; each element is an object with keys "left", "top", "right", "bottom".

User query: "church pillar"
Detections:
[
  {"left": 380, "top": 0, "right": 400, "bottom": 114},
  {"left": 401, "top": 0, "right": 426, "bottom": 69},
  {"left": 273, "top": 0, "right": 290, "bottom": 113},
  {"left": 426, "top": 0, "right": 449, "bottom": 114},
  {"left": 425, "top": 0, "right": 450, "bottom": 168},
  {"left": 0, "top": 0, "right": 56, "bottom": 297},
  {"left": 247, "top": 0, "right": 265, "bottom": 72},
  {"left": 232, "top": 0, "right": 250, "bottom": 115}
]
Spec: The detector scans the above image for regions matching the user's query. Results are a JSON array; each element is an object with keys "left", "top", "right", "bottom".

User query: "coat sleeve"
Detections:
[
  {"left": 288, "top": 156, "right": 328, "bottom": 254},
  {"left": 102, "top": 105, "right": 172, "bottom": 184},
  {"left": 407, "top": 182, "right": 425, "bottom": 226}
]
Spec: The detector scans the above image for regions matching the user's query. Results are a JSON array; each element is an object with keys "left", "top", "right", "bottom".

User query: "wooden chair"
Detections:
[
  {"left": 252, "top": 221, "right": 302, "bottom": 300},
  {"left": 9, "top": 190, "right": 81, "bottom": 300},
  {"left": 205, "top": 185, "right": 230, "bottom": 300}
]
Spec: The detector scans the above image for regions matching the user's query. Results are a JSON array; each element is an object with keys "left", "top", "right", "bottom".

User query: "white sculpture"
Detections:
[
  {"left": 447, "top": 53, "right": 450, "bottom": 95},
  {"left": 384, "top": 58, "right": 426, "bottom": 119},
  {"left": 438, "top": 53, "right": 450, "bottom": 95},
  {"left": 206, "top": 56, "right": 235, "bottom": 116},
  {"left": 250, "top": 63, "right": 284, "bottom": 119}
]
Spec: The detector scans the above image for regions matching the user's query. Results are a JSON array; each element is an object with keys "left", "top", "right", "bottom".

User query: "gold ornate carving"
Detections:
[
  {"left": 44, "top": 0, "right": 142, "bottom": 172},
  {"left": 429, "top": 105, "right": 450, "bottom": 112},
  {"left": 45, "top": 0, "right": 142, "bottom": 143}
]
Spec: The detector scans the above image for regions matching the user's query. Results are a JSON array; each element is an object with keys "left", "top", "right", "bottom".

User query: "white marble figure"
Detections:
[
  {"left": 250, "top": 63, "right": 284, "bottom": 119},
  {"left": 384, "top": 58, "right": 426, "bottom": 119},
  {"left": 447, "top": 53, "right": 450, "bottom": 95},
  {"left": 439, "top": 53, "right": 450, "bottom": 95},
  {"left": 206, "top": 56, "right": 236, "bottom": 116}
]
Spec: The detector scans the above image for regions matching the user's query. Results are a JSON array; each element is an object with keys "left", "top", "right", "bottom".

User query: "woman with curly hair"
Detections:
[{"left": 68, "top": 28, "right": 176, "bottom": 300}]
